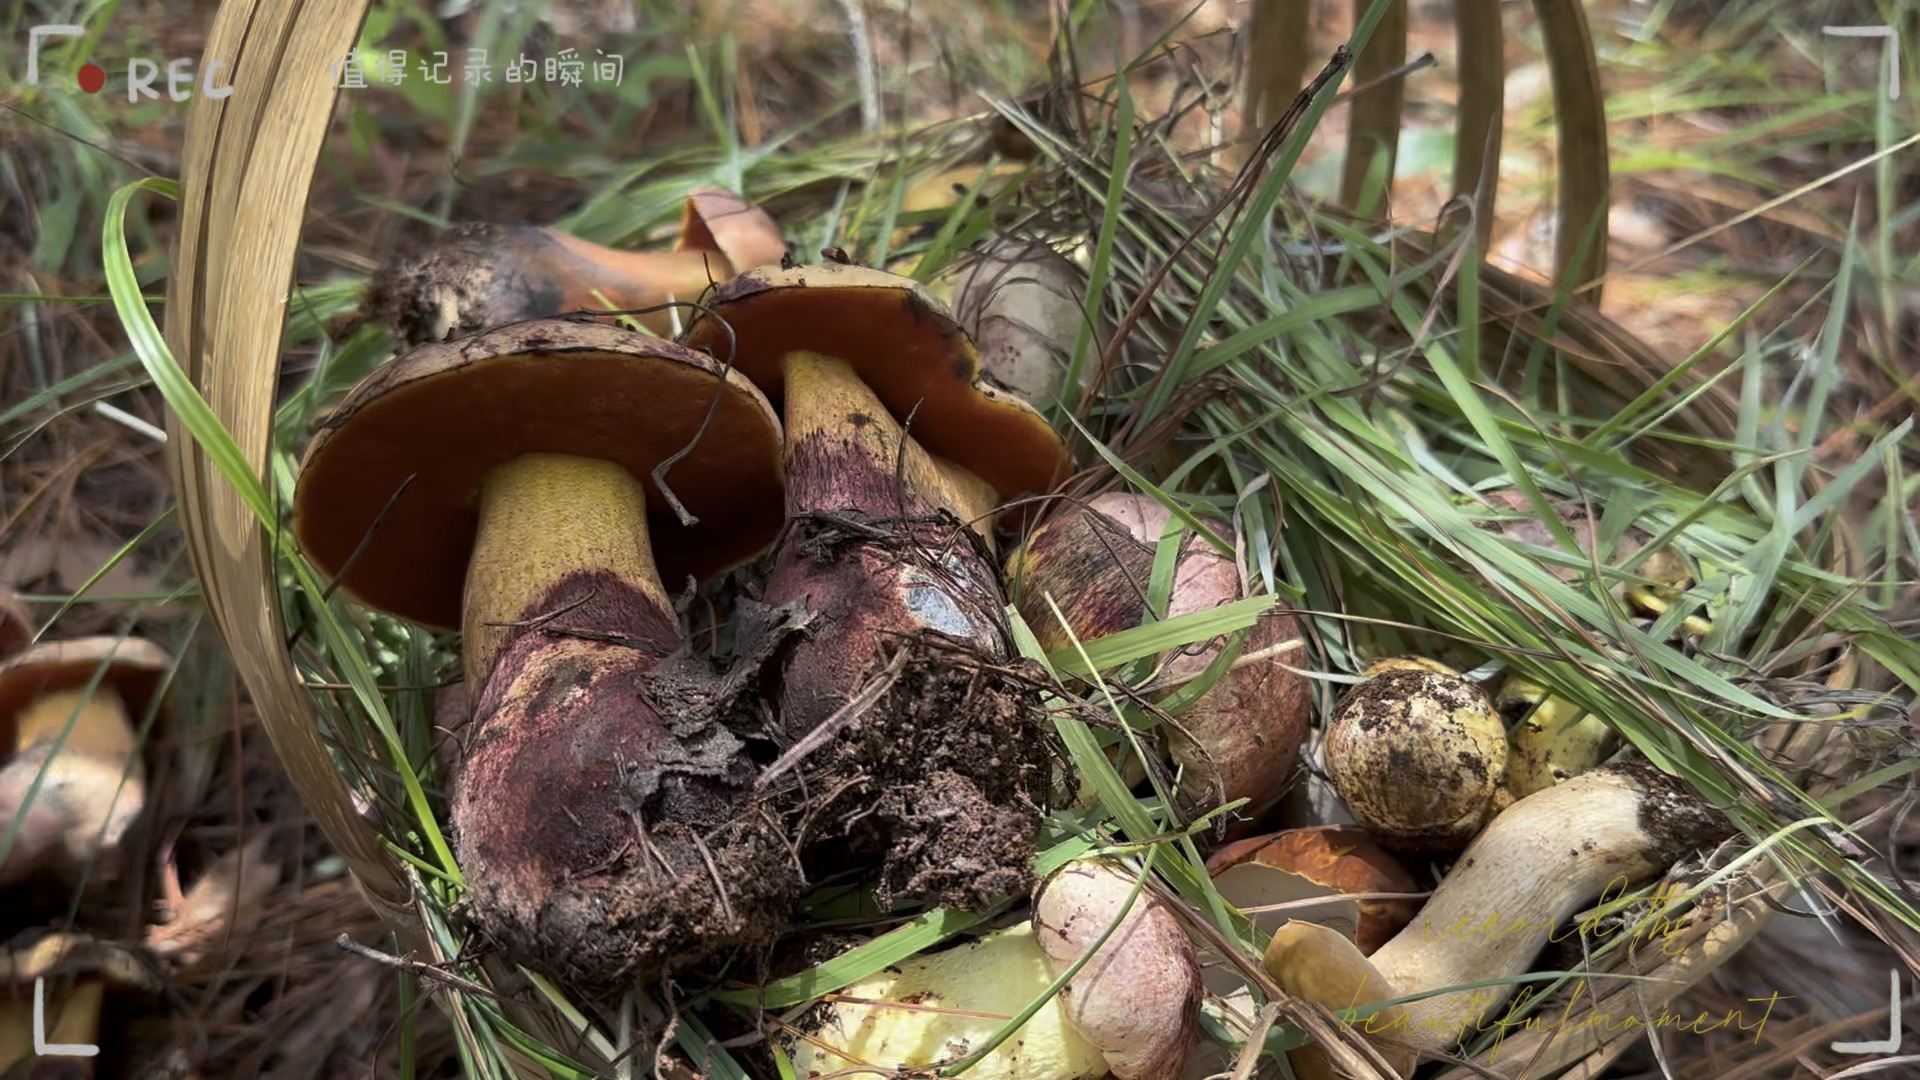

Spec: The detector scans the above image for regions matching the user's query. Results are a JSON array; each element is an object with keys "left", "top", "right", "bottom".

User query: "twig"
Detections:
[
  {"left": 334, "top": 934, "right": 501, "bottom": 1000},
  {"left": 837, "top": 0, "right": 881, "bottom": 134},
  {"left": 757, "top": 649, "right": 912, "bottom": 790}
]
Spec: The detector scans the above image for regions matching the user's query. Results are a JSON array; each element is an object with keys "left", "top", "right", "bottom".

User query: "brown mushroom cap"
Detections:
[
  {"left": 677, "top": 189, "right": 787, "bottom": 272},
  {"left": 0, "top": 638, "right": 172, "bottom": 752},
  {"left": 678, "top": 263, "right": 1071, "bottom": 501},
  {"left": 292, "top": 320, "right": 785, "bottom": 630},
  {"left": 1206, "top": 826, "right": 1421, "bottom": 957}
]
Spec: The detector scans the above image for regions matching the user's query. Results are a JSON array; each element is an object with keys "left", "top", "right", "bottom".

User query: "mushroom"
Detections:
[
  {"left": 1031, "top": 859, "right": 1202, "bottom": 1079},
  {"left": 1262, "top": 760, "right": 1734, "bottom": 1078},
  {"left": 290, "top": 320, "right": 797, "bottom": 989},
  {"left": 1475, "top": 487, "right": 1693, "bottom": 610},
  {"left": 787, "top": 922, "right": 1108, "bottom": 1080},
  {"left": 1497, "top": 674, "right": 1618, "bottom": 797},
  {"left": 369, "top": 188, "right": 784, "bottom": 347},
  {"left": 789, "top": 859, "right": 1200, "bottom": 1080},
  {"left": 947, "top": 236, "right": 1103, "bottom": 410},
  {"left": 1205, "top": 827, "right": 1420, "bottom": 972},
  {"left": 0, "top": 637, "right": 164, "bottom": 888},
  {"left": 1002, "top": 492, "right": 1312, "bottom": 825},
  {"left": 680, "top": 265, "right": 1069, "bottom": 911},
  {"left": 679, "top": 262, "right": 1071, "bottom": 512},
  {"left": 1321, "top": 665, "right": 1510, "bottom": 853},
  {"left": 0, "top": 930, "right": 163, "bottom": 1076}
]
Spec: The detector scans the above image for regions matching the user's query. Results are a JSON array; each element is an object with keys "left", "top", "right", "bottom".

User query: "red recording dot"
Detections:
[{"left": 77, "top": 63, "right": 106, "bottom": 94}]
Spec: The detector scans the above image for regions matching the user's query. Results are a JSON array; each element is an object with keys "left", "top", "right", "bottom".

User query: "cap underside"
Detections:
[
  {"left": 0, "top": 639, "right": 170, "bottom": 745},
  {"left": 295, "top": 331, "right": 785, "bottom": 629},
  {"left": 683, "top": 270, "right": 1069, "bottom": 499}
]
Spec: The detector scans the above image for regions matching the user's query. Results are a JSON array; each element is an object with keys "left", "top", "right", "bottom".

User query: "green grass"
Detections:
[{"left": 8, "top": 0, "right": 1920, "bottom": 1076}]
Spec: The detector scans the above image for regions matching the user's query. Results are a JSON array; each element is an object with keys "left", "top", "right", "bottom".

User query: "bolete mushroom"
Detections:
[
  {"left": 1205, "top": 826, "right": 1420, "bottom": 970},
  {"left": 679, "top": 262, "right": 1072, "bottom": 510},
  {"left": 369, "top": 188, "right": 784, "bottom": 346},
  {"left": 1003, "top": 492, "right": 1312, "bottom": 826},
  {"left": 1497, "top": 674, "right": 1618, "bottom": 798},
  {"left": 681, "top": 265, "right": 1068, "bottom": 911},
  {"left": 0, "top": 930, "right": 162, "bottom": 1076},
  {"left": 790, "top": 859, "right": 1200, "bottom": 1080},
  {"left": 0, "top": 637, "right": 164, "bottom": 888},
  {"left": 1263, "top": 760, "right": 1734, "bottom": 1079},
  {"left": 947, "top": 236, "right": 1105, "bottom": 410},
  {"left": 1321, "top": 665, "right": 1509, "bottom": 853},
  {"left": 291, "top": 320, "right": 797, "bottom": 989}
]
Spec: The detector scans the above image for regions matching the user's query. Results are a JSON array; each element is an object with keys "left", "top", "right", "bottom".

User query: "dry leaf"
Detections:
[{"left": 148, "top": 833, "right": 280, "bottom": 968}]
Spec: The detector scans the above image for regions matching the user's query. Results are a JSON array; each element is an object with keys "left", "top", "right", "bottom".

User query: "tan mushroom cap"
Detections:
[
  {"left": 0, "top": 637, "right": 172, "bottom": 751},
  {"left": 678, "top": 263, "right": 1072, "bottom": 502},
  {"left": 677, "top": 189, "right": 787, "bottom": 272},
  {"left": 292, "top": 320, "right": 786, "bottom": 630}
]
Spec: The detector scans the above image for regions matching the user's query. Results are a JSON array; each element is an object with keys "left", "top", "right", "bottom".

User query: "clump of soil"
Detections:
[{"left": 747, "top": 510, "right": 1054, "bottom": 913}]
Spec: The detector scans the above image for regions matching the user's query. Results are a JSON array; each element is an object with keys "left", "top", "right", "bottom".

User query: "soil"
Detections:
[{"left": 747, "top": 509, "right": 1055, "bottom": 914}]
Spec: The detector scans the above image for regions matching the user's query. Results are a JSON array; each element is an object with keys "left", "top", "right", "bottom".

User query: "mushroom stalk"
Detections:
[
  {"left": 1265, "top": 760, "right": 1733, "bottom": 1076},
  {"left": 1, "top": 663, "right": 150, "bottom": 889},
  {"left": 451, "top": 447, "right": 794, "bottom": 990},
  {"left": 461, "top": 453, "right": 675, "bottom": 692},
  {"left": 758, "top": 351, "right": 1047, "bottom": 911}
]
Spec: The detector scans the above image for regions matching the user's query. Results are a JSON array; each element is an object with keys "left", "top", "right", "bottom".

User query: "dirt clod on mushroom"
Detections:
[{"left": 751, "top": 511, "right": 1053, "bottom": 914}]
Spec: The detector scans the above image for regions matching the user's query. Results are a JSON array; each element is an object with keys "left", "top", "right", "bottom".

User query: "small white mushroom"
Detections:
[{"left": 950, "top": 237, "right": 1104, "bottom": 410}]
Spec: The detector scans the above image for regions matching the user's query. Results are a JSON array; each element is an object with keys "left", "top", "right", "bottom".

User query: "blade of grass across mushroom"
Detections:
[
  {"left": 103, "top": 178, "right": 463, "bottom": 881},
  {"left": 1012, "top": 597, "right": 1250, "bottom": 942}
]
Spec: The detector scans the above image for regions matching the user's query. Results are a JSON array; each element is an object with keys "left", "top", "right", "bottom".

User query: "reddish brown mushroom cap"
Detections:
[
  {"left": 292, "top": 320, "right": 785, "bottom": 629},
  {"left": 677, "top": 189, "right": 787, "bottom": 272},
  {"left": 0, "top": 638, "right": 173, "bottom": 751},
  {"left": 678, "top": 263, "right": 1071, "bottom": 502},
  {"left": 1207, "top": 826, "right": 1421, "bottom": 955}
]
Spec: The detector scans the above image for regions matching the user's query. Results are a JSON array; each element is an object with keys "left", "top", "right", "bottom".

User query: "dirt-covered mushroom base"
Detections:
[
  {"left": 746, "top": 510, "right": 1055, "bottom": 913},
  {"left": 450, "top": 633, "right": 802, "bottom": 994}
]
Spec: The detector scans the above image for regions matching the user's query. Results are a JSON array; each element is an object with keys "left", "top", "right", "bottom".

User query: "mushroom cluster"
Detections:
[
  {"left": 293, "top": 193, "right": 1742, "bottom": 1080},
  {"left": 297, "top": 202, "right": 1084, "bottom": 991}
]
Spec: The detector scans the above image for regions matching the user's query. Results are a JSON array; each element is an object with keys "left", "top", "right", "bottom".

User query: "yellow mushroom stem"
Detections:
[
  {"left": 0, "top": 978, "right": 103, "bottom": 1074},
  {"left": 779, "top": 350, "right": 999, "bottom": 546},
  {"left": 1, "top": 685, "right": 145, "bottom": 886},
  {"left": 460, "top": 452, "right": 672, "bottom": 692},
  {"left": 14, "top": 687, "right": 134, "bottom": 759}
]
